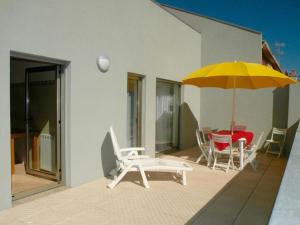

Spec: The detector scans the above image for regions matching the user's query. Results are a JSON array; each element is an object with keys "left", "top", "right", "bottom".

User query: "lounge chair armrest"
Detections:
[
  {"left": 120, "top": 147, "right": 146, "bottom": 152},
  {"left": 123, "top": 155, "right": 150, "bottom": 160}
]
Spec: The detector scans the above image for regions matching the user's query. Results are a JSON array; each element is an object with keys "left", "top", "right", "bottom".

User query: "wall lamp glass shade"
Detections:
[{"left": 97, "top": 55, "right": 110, "bottom": 73}]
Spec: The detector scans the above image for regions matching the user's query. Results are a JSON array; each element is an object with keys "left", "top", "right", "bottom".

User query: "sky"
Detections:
[{"left": 157, "top": 0, "right": 300, "bottom": 74}]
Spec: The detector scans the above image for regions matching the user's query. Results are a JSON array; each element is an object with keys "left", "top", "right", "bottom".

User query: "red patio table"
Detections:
[
  {"left": 209, "top": 130, "right": 254, "bottom": 151},
  {"left": 208, "top": 130, "right": 254, "bottom": 170}
]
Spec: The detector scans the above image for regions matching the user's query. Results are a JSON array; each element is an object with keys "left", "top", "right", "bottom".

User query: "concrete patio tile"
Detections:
[
  {"left": 18, "top": 209, "right": 68, "bottom": 225},
  {"left": 55, "top": 208, "right": 112, "bottom": 225},
  {"left": 0, "top": 149, "right": 287, "bottom": 225},
  {"left": 108, "top": 213, "right": 186, "bottom": 225}
]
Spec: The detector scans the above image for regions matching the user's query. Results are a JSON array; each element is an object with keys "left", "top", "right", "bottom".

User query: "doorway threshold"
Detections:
[{"left": 12, "top": 183, "right": 65, "bottom": 203}]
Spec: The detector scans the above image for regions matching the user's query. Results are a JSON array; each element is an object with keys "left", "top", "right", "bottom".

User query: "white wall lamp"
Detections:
[{"left": 97, "top": 55, "right": 110, "bottom": 73}]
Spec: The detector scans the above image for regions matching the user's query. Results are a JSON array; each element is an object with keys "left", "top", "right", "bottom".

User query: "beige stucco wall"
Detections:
[{"left": 0, "top": 0, "right": 201, "bottom": 210}]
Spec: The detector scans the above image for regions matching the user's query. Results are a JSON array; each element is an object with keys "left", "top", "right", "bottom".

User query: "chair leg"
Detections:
[
  {"left": 226, "top": 157, "right": 231, "bottom": 173},
  {"left": 265, "top": 143, "right": 270, "bottom": 154},
  {"left": 278, "top": 145, "right": 283, "bottom": 158},
  {"left": 250, "top": 160, "right": 257, "bottom": 171},
  {"left": 213, "top": 154, "right": 217, "bottom": 170},
  {"left": 107, "top": 163, "right": 133, "bottom": 189},
  {"left": 196, "top": 154, "right": 203, "bottom": 163},
  {"left": 230, "top": 156, "right": 235, "bottom": 170},
  {"left": 138, "top": 162, "right": 149, "bottom": 188},
  {"left": 207, "top": 151, "right": 212, "bottom": 167}
]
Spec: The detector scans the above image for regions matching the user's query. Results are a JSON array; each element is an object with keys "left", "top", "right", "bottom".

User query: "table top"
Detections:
[
  {"left": 209, "top": 130, "right": 254, "bottom": 151},
  {"left": 11, "top": 133, "right": 26, "bottom": 139}
]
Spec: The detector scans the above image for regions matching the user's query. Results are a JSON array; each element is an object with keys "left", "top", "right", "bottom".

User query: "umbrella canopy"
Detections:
[
  {"left": 182, "top": 61, "right": 297, "bottom": 89},
  {"left": 182, "top": 61, "right": 297, "bottom": 129}
]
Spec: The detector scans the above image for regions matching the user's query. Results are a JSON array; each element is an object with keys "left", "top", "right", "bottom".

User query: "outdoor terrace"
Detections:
[{"left": 0, "top": 147, "right": 286, "bottom": 225}]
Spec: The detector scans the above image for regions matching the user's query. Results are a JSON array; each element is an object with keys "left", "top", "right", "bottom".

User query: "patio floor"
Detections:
[{"left": 0, "top": 147, "right": 286, "bottom": 225}]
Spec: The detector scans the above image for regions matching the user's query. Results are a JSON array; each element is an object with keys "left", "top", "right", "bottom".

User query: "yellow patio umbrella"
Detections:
[{"left": 182, "top": 61, "right": 297, "bottom": 128}]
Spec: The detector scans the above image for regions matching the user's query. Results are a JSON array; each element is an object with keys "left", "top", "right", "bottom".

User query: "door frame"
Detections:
[{"left": 10, "top": 51, "right": 69, "bottom": 200}]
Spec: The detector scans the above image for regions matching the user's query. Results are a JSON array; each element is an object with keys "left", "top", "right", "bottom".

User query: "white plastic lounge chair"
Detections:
[
  {"left": 243, "top": 132, "right": 264, "bottom": 171},
  {"left": 195, "top": 129, "right": 211, "bottom": 166},
  {"left": 265, "top": 127, "right": 287, "bottom": 157},
  {"left": 211, "top": 133, "right": 239, "bottom": 173},
  {"left": 107, "top": 127, "right": 192, "bottom": 189}
]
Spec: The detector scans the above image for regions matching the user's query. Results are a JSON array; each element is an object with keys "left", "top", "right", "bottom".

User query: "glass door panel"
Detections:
[
  {"left": 156, "top": 80, "right": 180, "bottom": 152},
  {"left": 25, "top": 66, "right": 61, "bottom": 181},
  {"left": 127, "top": 76, "right": 142, "bottom": 147}
]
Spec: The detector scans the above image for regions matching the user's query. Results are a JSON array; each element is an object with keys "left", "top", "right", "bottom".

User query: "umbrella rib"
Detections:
[
  {"left": 247, "top": 76, "right": 257, "bottom": 89},
  {"left": 272, "top": 77, "right": 289, "bottom": 87},
  {"left": 242, "top": 64, "right": 257, "bottom": 89}
]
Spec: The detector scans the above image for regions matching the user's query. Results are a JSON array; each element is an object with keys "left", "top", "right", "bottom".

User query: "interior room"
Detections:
[{"left": 10, "top": 57, "right": 62, "bottom": 198}]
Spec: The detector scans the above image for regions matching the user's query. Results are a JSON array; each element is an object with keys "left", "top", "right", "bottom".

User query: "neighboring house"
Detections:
[
  {"left": 0, "top": 0, "right": 295, "bottom": 212},
  {"left": 261, "top": 40, "right": 289, "bottom": 133},
  {"left": 262, "top": 40, "right": 282, "bottom": 72}
]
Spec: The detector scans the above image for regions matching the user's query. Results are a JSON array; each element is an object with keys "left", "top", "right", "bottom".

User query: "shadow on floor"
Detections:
[
  {"left": 185, "top": 154, "right": 287, "bottom": 225},
  {"left": 116, "top": 171, "right": 183, "bottom": 188}
]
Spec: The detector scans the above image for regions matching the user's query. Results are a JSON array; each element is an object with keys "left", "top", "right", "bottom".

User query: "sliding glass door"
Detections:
[
  {"left": 25, "top": 66, "right": 61, "bottom": 181},
  {"left": 156, "top": 80, "right": 180, "bottom": 152},
  {"left": 127, "top": 75, "right": 142, "bottom": 147}
]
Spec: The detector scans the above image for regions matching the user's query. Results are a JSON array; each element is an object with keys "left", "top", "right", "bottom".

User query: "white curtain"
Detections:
[{"left": 156, "top": 81, "right": 180, "bottom": 151}]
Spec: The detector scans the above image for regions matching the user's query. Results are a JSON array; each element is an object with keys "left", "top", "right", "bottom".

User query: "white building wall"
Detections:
[
  {"left": 0, "top": 0, "right": 201, "bottom": 210},
  {"left": 162, "top": 6, "right": 272, "bottom": 141}
]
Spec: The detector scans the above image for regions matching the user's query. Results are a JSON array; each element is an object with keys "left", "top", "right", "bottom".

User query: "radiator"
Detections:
[{"left": 39, "top": 133, "right": 56, "bottom": 172}]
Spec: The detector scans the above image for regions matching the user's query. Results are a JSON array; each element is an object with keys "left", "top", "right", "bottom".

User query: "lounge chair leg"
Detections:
[
  {"left": 182, "top": 171, "right": 187, "bottom": 185},
  {"left": 107, "top": 163, "right": 133, "bottom": 189},
  {"left": 138, "top": 162, "right": 149, "bottom": 188}
]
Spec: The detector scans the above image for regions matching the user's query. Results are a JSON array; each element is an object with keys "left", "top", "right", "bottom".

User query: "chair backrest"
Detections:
[
  {"left": 196, "top": 129, "right": 203, "bottom": 146},
  {"left": 233, "top": 124, "right": 247, "bottom": 131},
  {"left": 201, "top": 127, "right": 212, "bottom": 144},
  {"left": 245, "top": 131, "right": 264, "bottom": 164},
  {"left": 250, "top": 131, "right": 265, "bottom": 152},
  {"left": 271, "top": 127, "right": 287, "bottom": 145},
  {"left": 256, "top": 131, "right": 265, "bottom": 149},
  {"left": 109, "top": 126, "right": 122, "bottom": 161},
  {"left": 196, "top": 129, "right": 209, "bottom": 156},
  {"left": 211, "top": 133, "right": 232, "bottom": 153}
]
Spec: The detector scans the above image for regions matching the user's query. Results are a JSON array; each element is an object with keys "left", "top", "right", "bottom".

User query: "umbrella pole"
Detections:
[{"left": 231, "top": 78, "right": 236, "bottom": 134}]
